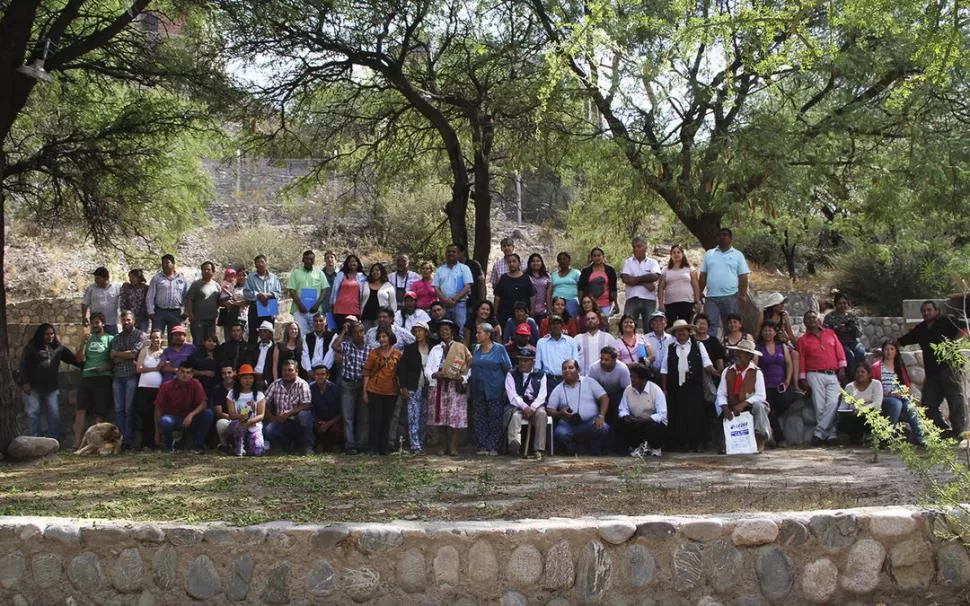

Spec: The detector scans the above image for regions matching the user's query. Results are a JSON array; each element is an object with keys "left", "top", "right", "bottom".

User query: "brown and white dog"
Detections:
[{"left": 74, "top": 423, "right": 123, "bottom": 456}]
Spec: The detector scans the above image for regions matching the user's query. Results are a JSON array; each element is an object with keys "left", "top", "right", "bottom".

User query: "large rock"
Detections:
[
  {"left": 755, "top": 545, "right": 793, "bottom": 600},
  {"left": 673, "top": 542, "right": 704, "bottom": 591},
  {"left": 801, "top": 558, "right": 838, "bottom": 603},
  {"left": 7, "top": 436, "right": 59, "bottom": 460},
  {"left": 396, "top": 549, "right": 426, "bottom": 593},
  {"left": 506, "top": 544, "right": 543, "bottom": 585},
  {"left": 544, "top": 540, "right": 574, "bottom": 590},
  {"left": 809, "top": 513, "right": 859, "bottom": 552},
  {"left": 226, "top": 555, "right": 254, "bottom": 602},
  {"left": 468, "top": 540, "right": 499, "bottom": 584},
  {"left": 31, "top": 552, "right": 62, "bottom": 588},
  {"left": 840, "top": 539, "right": 885, "bottom": 594},
  {"left": 732, "top": 520, "right": 779, "bottom": 546},
  {"left": 711, "top": 539, "right": 742, "bottom": 592},
  {"left": 624, "top": 544, "right": 655, "bottom": 588},
  {"left": 937, "top": 543, "right": 970, "bottom": 587},
  {"left": 112, "top": 548, "right": 144, "bottom": 593},
  {"left": 434, "top": 546, "right": 459, "bottom": 587},
  {"left": 890, "top": 539, "right": 934, "bottom": 590},
  {"left": 340, "top": 567, "right": 380, "bottom": 602},
  {"left": 306, "top": 559, "right": 336, "bottom": 598},
  {"left": 868, "top": 510, "right": 918, "bottom": 539},
  {"left": 68, "top": 552, "right": 105, "bottom": 593},
  {"left": 576, "top": 540, "right": 612, "bottom": 603},
  {"left": 0, "top": 551, "right": 25, "bottom": 589},
  {"left": 599, "top": 521, "right": 636, "bottom": 545},
  {"left": 186, "top": 555, "right": 221, "bottom": 600}
]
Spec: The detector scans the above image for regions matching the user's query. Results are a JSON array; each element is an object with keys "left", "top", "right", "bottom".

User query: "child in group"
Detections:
[{"left": 226, "top": 364, "right": 266, "bottom": 456}]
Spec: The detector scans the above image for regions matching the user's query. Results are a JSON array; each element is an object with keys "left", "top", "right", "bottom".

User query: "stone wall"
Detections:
[{"left": 0, "top": 509, "right": 965, "bottom": 604}]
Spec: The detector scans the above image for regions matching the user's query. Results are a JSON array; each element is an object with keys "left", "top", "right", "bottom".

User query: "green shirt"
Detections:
[
  {"left": 82, "top": 333, "right": 114, "bottom": 378},
  {"left": 287, "top": 267, "right": 330, "bottom": 314}
]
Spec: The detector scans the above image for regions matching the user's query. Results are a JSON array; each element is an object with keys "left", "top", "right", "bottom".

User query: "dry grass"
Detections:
[{"left": 0, "top": 448, "right": 920, "bottom": 525}]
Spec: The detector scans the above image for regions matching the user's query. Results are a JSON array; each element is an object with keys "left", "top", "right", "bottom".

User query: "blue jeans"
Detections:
[
  {"left": 190, "top": 319, "right": 217, "bottom": 346},
  {"left": 158, "top": 408, "right": 214, "bottom": 450},
  {"left": 842, "top": 341, "right": 867, "bottom": 382},
  {"left": 406, "top": 387, "right": 428, "bottom": 451},
  {"left": 882, "top": 396, "right": 925, "bottom": 445},
  {"left": 112, "top": 376, "right": 138, "bottom": 447},
  {"left": 264, "top": 410, "right": 315, "bottom": 452},
  {"left": 445, "top": 300, "right": 468, "bottom": 332},
  {"left": 623, "top": 298, "right": 656, "bottom": 332},
  {"left": 23, "top": 389, "right": 60, "bottom": 439},
  {"left": 704, "top": 295, "right": 739, "bottom": 338},
  {"left": 554, "top": 417, "right": 610, "bottom": 455},
  {"left": 153, "top": 309, "right": 183, "bottom": 336}
]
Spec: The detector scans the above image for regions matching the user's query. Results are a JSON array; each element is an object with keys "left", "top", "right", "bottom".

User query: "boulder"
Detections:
[{"left": 7, "top": 437, "right": 59, "bottom": 460}]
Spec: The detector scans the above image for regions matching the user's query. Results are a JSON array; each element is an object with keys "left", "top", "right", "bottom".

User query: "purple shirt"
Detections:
[
  {"left": 160, "top": 343, "right": 197, "bottom": 382},
  {"left": 757, "top": 343, "right": 786, "bottom": 389}
]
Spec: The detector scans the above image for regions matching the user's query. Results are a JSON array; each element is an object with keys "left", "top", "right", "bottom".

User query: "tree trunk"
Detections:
[
  {"left": 782, "top": 228, "right": 797, "bottom": 281},
  {"left": 470, "top": 112, "right": 493, "bottom": 273},
  {"left": 675, "top": 207, "right": 723, "bottom": 250},
  {"left": 0, "top": 154, "right": 19, "bottom": 454}
]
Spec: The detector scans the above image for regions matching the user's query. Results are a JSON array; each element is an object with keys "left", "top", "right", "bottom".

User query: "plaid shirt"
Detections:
[
  {"left": 489, "top": 257, "right": 510, "bottom": 286},
  {"left": 339, "top": 340, "right": 371, "bottom": 382},
  {"left": 265, "top": 377, "right": 311, "bottom": 416}
]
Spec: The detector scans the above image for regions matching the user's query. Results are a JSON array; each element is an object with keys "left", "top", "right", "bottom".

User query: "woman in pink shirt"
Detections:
[{"left": 411, "top": 261, "right": 438, "bottom": 311}]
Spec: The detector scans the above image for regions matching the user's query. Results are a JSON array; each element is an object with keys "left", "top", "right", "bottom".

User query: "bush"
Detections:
[
  {"left": 833, "top": 243, "right": 960, "bottom": 316},
  {"left": 209, "top": 225, "right": 310, "bottom": 274}
]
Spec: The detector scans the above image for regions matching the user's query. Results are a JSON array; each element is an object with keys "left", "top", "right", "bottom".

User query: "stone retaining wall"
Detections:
[{"left": 0, "top": 509, "right": 965, "bottom": 604}]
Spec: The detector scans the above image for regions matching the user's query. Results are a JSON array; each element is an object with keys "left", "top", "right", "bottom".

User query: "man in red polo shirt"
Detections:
[
  {"left": 797, "top": 310, "right": 846, "bottom": 447},
  {"left": 154, "top": 360, "right": 213, "bottom": 454}
]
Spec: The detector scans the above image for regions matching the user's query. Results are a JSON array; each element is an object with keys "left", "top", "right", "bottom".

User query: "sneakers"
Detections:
[
  {"left": 190, "top": 448, "right": 205, "bottom": 456},
  {"left": 533, "top": 450, "right": 544, "bottom": 462},
  {"left": 630, "top": 441, "right": 649, "bottom": 458},
  {"left": 509, "top": 440, "right": 521, "bottom": 455},
  {"left": 810, "top": 436, "right": 823, "bottom": 447},
  {"left": 647, "top": 447, "right": 662, "bottom": 457},
  {"left": 304, "top": 447, "right": 315, "bottom": 456},
  {"left": 344, "top": 448, "right": 359, "bottom": 455},
  {"left": 476, "top": 449, "right": 489, "bottom": 456}
]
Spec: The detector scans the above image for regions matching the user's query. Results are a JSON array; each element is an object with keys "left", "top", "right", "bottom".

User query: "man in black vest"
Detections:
[
  {"left": 302, "top": 314, "right": 336, "bottom": 375},
  {"left": 504, "top": 348, "right": 549, "bottom": 459}
]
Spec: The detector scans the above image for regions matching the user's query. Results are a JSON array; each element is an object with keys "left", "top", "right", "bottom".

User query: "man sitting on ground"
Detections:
[
  {"left": 618, "top": 364, "right": 667, "bottom": 457},
  {"left": 504, "top": 348, "right": 548, "bottom": 459},
  {"left": 547, "top": 359, "right": 610, "bottom": 455},
  {"left": 310, "top": 365, "right": 344, "bottom": 452},
  {"left": 154, "top": 360, "right": 214, "bottom": 454},
  {"left": 263, "top": 359, "right": 314, "bottom": 454}
]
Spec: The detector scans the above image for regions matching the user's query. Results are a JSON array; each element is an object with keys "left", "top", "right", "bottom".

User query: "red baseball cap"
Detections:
[{"left": 515, "top": 324, "right": 531, "bottom": 336}]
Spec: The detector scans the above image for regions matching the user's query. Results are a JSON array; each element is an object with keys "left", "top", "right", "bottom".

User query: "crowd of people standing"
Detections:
[{"left": 17, "top": 228, "right": 967, "bottom": 458}]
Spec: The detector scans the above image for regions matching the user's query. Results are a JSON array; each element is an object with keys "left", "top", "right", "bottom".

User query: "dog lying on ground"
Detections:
[{"left": 74, "top": 423, "right": 123, "bottom": 456}]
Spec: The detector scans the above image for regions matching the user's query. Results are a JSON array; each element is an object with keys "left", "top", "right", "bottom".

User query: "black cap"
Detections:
[{"left": 517, "top": 347, "right": 536, "bottom": 359}]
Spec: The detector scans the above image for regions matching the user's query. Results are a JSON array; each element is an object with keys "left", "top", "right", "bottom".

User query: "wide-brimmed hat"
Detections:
[
  {"left": 666, "top": 319, "right": 695, "bottom": 334},
  {"left": 762, "top": 292, "right": 786, "bottom": 308},
  {"left": 237, "top": 364, "right": 255, "bottom": 376},
  {"left": 258, "top": 321, "right": 274, "bottom": 332},
  {"left": 727, "top": 337, "right": 762, "bottom": 357}
]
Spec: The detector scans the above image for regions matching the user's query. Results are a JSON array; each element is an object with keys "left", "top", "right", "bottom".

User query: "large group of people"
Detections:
[{"left": 16, "top": 229, "right": 966, "bottom": 458}]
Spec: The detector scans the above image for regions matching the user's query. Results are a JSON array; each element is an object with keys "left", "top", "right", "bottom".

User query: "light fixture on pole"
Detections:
[{"left": 17, "top": 39, "right": 53, "bottom": 83}]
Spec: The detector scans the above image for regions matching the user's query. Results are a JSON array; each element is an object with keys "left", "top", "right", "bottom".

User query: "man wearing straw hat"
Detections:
[{"left": 716, "top": 336, "right": 771, "bottom": 453}]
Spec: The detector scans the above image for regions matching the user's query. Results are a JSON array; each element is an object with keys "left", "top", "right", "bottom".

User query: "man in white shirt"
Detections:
[
  {"left": 547, "top": 360, "right": 610, "bottom": 455},
  {"left": 390, "top": 254, "right": 421, "bottom": 307},
  {"left": 504, "top": 348, "right": 548, "bottom": 459},
  {"left": 253, "top": 321, "right": 277, "bottom": 388},
  {"left": 716, "top": 337, "right": 770, "bottom": 453},
  {"left": 620, "top": 236, "right": 662, "bottom": 331},
  {"left": 302, "top": 314, "right": 336, "bottom": 371},
  {"left": 618, "top": 364, "right": 668, "bottom": 457},
  {"left": 586, "top": 347, "right": 631, "bottom": 426},
  {"left": 82, "top": 267, "right": 121, "bottom": 335},
  {"left": 575, "top": 311, "right": 615, "bottom": 376}
]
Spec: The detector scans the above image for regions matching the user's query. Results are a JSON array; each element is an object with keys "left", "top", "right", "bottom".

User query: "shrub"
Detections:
[
  {"left": 833, "top": 242, "right": 960, "bottom": 315},
  {"left": 209, "top": 225, "right": 309, "bottom": 274}
]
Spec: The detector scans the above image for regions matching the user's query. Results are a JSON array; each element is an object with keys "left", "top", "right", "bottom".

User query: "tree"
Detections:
[
  {"left": 0, "top": 1, "right": 230, "bottom": 453},
  {"left": 218, "top": 0, "right": 557, "bottom": 269},
  {"left": 529, "top": 0, "right": 966, "bottom": 249}
]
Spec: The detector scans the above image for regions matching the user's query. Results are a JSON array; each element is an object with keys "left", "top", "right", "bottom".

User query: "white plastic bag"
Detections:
[{"left": 723, "top": 411, "right": 757, "bottom": 455}]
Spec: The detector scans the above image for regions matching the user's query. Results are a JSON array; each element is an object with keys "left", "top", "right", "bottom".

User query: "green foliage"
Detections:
[
  {"left": 209, "top": 225, "right": 308, "bottom": 274},
  {"left": 931, "top": 339, "right": 970, "bottom": 374},
  {"left": 843, "top": 387, "right": 970, "bottom": 532},
  {"left": 832, "top": 242, "right": 963, "bottom": 315},
  {"left": 367, "top": 183, "right": 459, "bottom": 263}
]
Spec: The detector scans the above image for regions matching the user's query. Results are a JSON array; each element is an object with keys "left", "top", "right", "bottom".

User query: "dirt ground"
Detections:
[{"left": 0, "top": 448, "right": 923, "bottom": 525}]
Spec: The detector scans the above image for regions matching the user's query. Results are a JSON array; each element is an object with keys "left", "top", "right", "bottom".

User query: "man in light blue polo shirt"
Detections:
[
  {"left": 535, "top": 315, "right": 577, "bottom": 394},
  {"left": 433, "top": 244, "right": 473, "bottom": 328},
  {"left": 698, "top": 228, "right": 750, "bottom": 338}
]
